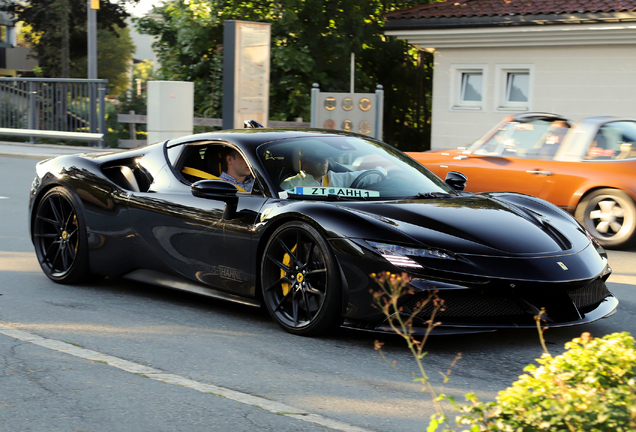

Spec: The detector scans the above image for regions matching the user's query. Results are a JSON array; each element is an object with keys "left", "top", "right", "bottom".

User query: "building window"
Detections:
[
  {"left": 496, "top": 65, "right": 533, "bottom": 111},
  {"left": 461, "top": 72, "right": 483, "bottom": 102},
  {"left": 506, "top": 72, "right": 529, "bottom": 103},
  {"left": 451, "top": 65, "right": 486, "bottom": 110},
  {"left": 0, "top": 25, "right": 12, "bottom": 49}
]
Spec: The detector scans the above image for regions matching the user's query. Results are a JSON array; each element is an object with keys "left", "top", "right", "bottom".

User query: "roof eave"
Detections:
[{"left": 383, "top": 12, "right": 636, "bottom": 31}]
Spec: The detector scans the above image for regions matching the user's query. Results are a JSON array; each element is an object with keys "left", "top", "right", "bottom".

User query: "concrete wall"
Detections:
[
  {"left": 431, "top": 44, "right": 636, "bottom": 149},
  {"left": 147, "top": 81, "right": 193, "bottom": 144}
]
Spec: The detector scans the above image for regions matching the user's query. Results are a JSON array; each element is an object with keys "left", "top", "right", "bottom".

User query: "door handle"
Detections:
[{"left": 526, "top": 170, "right": 552, "bottom": 176}]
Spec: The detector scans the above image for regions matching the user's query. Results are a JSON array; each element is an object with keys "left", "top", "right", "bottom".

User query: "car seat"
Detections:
[
  {"left": 275, "top": 147, "right": 302, "bottom": 186},
  {"left": 181, "top": 146, "right": 224, "bottom": 181},
  {"left": 588, "top": 134, "right": 616, "bottom": 159},
  {"left": 204, "top": 147, "right": 225, "bottom": 177},
  {"left": 616, "top": 143, "right": 633, "bottom": 159}
]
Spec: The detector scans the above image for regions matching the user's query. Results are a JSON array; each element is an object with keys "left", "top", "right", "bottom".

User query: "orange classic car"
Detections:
[{"left": 408, "top": 112, "right": 636, "bottom": 249}]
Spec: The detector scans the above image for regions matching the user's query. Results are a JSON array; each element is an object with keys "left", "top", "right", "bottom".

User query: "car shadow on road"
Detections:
[{"left": 86, "top": 275, "right": 626, "bottom": 355}]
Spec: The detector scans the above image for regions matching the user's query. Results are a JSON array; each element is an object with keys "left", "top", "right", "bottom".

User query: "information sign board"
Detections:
[
  {"left": 223, "top": 21, "right": 271, "bottom": 129},
  {"left": 310, "top": 84, "right": 384, "bottom": 139}
]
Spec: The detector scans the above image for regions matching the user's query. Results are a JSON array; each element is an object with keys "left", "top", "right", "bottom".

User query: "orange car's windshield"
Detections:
[{"left": 470, "top": 119, "right": 570, "bottom": 159}]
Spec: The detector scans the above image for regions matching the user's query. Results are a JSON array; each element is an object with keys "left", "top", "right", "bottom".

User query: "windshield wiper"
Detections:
[
  {"left": 409, "top": 192, "right": 453, "bottom": 199},
  {"left": 327, "top": 194, "right": 370, "bottom": 201},
  {"left": 286, "top": 193, "right": 369, "bottom": 201}
]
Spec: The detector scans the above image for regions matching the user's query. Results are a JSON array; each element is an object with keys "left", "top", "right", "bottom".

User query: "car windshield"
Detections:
[
  {"left": 258, "top": 136, "right": 452, "bottom": 200},
  {"left": 469, "top": 119, "right": 570, "bottom": 159}
]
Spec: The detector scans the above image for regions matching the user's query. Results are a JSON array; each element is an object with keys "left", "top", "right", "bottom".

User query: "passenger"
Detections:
[
  {"left": 220, "top": 148, "right": 254, "bottom": 192},
  {"left": 536, "top": 121, "right": 569, "bottom": 158},
  {"left": 586, "top": 133, "right": 616, "bottom": 160},
  {"left": 280, "top": 148, "right": 386, "bottom": 190}
]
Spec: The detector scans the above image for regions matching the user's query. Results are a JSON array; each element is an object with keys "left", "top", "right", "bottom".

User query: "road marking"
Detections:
[
  {"left": 0, "top": 251, "right": 41, "bottom": 272},
  {"left": 609, "top": 275, "right": 636, "bottom": 285},
  {"left": 0, "top": 196, "right": 8, "bottom": 199},
  {"left": 0, "top": 323, "right": 374, "bottom": 432}
]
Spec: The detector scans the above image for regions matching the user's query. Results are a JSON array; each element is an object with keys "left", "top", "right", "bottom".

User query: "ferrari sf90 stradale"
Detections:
[{"left": 29, "top": 125, "right": 617, "bottom": 335}]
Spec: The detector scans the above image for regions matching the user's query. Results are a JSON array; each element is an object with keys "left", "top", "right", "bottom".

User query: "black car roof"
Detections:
[
  {"left": 165, "top": 128, "right": 375, "bottom": 149},
  {"left": 512, "top": 112, "right": 569, "bottom": 123}
]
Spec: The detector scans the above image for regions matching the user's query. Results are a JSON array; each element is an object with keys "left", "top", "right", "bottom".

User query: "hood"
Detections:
[
  {"left": 340, "top": 194, "right": 589, "bottom": 256},
  {"left": 425, "top": 148, "right": 465, "bottom": 155}
]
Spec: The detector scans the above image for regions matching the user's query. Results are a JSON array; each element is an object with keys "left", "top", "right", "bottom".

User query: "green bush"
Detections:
[{"left": 450, "top": 332, "right": 636, "bottom": 432}]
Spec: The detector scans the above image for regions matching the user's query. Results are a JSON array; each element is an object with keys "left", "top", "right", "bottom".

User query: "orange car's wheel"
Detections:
[{"left": 575, "top": 188, "right": 636, "bottom": 249}]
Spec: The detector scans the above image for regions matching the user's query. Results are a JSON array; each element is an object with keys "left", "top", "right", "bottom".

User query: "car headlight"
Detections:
[
  {"left": 31, "top": 176, "right": 41, "bottom": 195},
  {"left": 367, "top": 241, "right": 455, "bottom": 268},
  {"left": 585, "top": 230, "right": 608, "bottom": 260}
]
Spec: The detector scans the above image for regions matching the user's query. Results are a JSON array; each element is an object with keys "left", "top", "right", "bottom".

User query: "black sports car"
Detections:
[{"left": 29, "top": 126, "right": 617, "bottom": 336}]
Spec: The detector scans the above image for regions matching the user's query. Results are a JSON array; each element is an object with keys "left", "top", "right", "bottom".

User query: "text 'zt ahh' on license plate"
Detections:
[{"left": 294, "top": 187, "right": 380, "bottom": 198}]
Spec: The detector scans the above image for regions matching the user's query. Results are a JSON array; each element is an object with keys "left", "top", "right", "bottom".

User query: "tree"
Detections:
[
  {"left": 134, "top": 1, "right": 223, "bottom": 117},
  {"left": 0, "top": 0, "right": 138, "bottom": 79},
  {"left": 71, "top": 25, "right": 136, "bottom": 95},
  {"left": 53, "top": 0, "right": 70, "bottom": 77},
  {"left": 135, "top": 0, "right": 434, "bottom": 150},
  {"left": 116, "top": 59, "right": 154, "bottom": 115}
]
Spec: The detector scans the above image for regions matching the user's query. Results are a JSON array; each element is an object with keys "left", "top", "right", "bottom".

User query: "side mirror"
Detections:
[
  {"left": 445, "top": 171, "right": 467, "bottom": 191},
  {"left": 191, "top": 180, "right": 239, "bottom": 219}
]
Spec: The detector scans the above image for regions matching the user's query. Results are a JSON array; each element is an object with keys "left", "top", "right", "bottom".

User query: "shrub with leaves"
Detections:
[
  {"left": 448, "top": 332, "right": 636, "bottom": 432},
  {"left": 371, "top": 272, "right": 636, "bottom": 432}
]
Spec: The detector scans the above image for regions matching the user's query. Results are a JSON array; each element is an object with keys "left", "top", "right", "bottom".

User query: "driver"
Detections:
[
  {"left": 220, "top": 148, "right": 254, "bottom": 192},
  {"left": 280, "top": 148, "right": 387, "bottom": 190}
]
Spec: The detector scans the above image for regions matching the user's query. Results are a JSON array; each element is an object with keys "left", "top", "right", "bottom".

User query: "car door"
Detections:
[
  {"left": 127, "top": 145, "right": 265, "bottom": 297},
  {"left": 437, "top": 154, "right": 554, "bottom": 198}
]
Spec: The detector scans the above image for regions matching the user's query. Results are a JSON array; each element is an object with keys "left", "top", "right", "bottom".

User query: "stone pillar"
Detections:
[{"left": 147, "top": 81, "right": 194, "bottom": 144}]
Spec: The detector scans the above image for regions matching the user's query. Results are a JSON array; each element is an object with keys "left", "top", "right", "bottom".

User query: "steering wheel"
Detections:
[{"left": 350, "top": 169, "right": 388, "bottom": 188}]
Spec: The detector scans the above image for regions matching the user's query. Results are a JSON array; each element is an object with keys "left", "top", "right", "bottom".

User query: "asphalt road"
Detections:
[{"left": 1, "top": 150, "right": 634, "bottom": 432}]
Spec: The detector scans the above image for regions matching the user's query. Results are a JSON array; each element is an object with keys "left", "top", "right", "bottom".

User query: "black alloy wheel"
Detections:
[
  {"left": 261, "top": 221, "right": 342, "bottom": 336},
  {"left": 33, "top": 187, "right": 90, "bottom": 284},
  {"left": 576, "top": 188, "right": 636, "bottom": 249}
]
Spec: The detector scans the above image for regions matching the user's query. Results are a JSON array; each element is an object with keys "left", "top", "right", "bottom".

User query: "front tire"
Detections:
[
  {"left": 32, "top": 187, "right": 90, "bottom": 283},
  {"left": 260, "top": 221, "right": 342, "bottom": 336},
  {"left": 575, "top": 188, "right": 636, "bottom": 249}
]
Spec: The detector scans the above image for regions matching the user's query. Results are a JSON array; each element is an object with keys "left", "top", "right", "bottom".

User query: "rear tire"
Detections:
[
  {"left": 260, "top": 221, "right": 342, "bottom": 336},
  {"left": 575, "top": 188, "right": 636, "bottom": 249},
  {"left": 32, "top": 187, "right": 90, "bottom": 284}
]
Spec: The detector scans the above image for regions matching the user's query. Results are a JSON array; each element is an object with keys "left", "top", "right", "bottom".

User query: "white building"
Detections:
[
  {"left": 127, "top": 17, "right": 158, "bottom": 67},
  {"left": 384, "top": 0, "right": 636, "bottom": 150}
]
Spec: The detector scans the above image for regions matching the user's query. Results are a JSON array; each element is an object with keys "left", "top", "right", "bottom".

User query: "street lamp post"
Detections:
[
  {"left": 87, "top": 0, "right": 98, "bottom": 79},
  {"left": 87, "top": 0, "right": 100, "bottom": 146}
]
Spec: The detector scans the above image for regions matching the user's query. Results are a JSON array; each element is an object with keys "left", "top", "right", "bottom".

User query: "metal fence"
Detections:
[{"left": 0, "top": 77, "right": 108, "bottom": 145}]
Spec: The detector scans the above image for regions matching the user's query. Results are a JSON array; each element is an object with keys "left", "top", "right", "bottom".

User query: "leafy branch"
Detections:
[{"left": 370, "top": 271, "right": 460, "bottom": 431}]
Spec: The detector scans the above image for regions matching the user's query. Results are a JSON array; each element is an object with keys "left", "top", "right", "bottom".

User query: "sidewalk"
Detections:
[{"left": 0, "top": 140, "right": 119, "bottom": 159}]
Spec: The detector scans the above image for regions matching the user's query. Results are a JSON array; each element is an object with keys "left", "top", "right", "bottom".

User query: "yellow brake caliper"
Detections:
[
  {"left": 73, "top": 214, "right": 79, "bottom": 253},
  {"left": 281, "top": 244, "right": 298, "bottom": 296}
]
